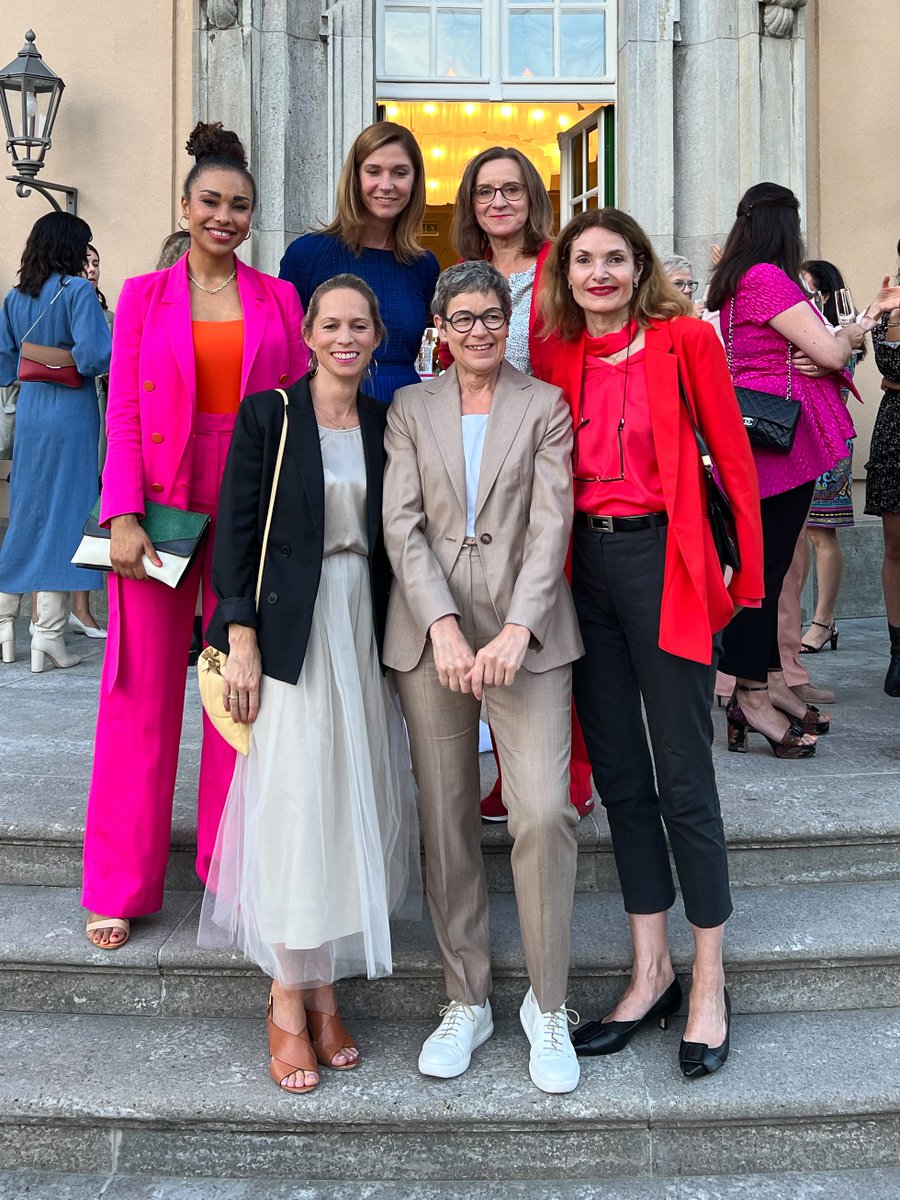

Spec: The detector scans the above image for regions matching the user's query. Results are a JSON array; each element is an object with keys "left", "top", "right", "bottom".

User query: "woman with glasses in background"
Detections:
[{"left": 662, "top": 255, "right": 706, "bottom": 318}]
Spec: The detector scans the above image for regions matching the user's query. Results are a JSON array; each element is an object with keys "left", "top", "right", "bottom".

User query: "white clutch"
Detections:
[{"left": 71, "top": 499, "right": 211, "bottom": 589}]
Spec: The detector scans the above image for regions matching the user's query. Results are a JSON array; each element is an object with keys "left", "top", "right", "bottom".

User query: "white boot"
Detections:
[
  {"left": 31, "top": 591, "right": 82, "bottom": 672},
  {"left": 0, "top": 592, "right": 21, "bottom": 663}
]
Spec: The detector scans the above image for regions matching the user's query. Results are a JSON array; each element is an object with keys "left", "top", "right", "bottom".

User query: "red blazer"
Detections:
[
  {"left": 531, "top": 316, "right": 764, "bottom": 665},
  {"left": 437, "top": 241, "right": 553, "bottom": 371}
]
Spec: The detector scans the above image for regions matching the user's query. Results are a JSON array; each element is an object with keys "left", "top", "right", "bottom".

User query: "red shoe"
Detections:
[{"left": 480, "top": 781, "right": 508, "bottom": 823}]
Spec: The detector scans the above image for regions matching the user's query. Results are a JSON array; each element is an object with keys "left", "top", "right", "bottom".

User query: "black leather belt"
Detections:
[{"left": 575, "top": 511, "right": 668, "bottom": 534}]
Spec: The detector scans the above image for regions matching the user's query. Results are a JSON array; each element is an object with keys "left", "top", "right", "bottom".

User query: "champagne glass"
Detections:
[{"left": 835, "top": 287, "right": 855, "bottom": 327}]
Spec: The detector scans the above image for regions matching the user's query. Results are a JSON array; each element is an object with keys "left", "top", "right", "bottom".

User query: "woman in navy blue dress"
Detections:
[
  {"left": 0, "top": 212, "right": 111, "bottom": 671},
  {"left": 280, "top": 122, "right": 439, "bottom": 404}
]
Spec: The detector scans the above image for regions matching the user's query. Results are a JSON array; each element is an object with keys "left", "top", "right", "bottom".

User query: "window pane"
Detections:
[
  {"left": 383, "top": 8, "right": 431, "bottom": 76},
  {"left": 559, "top": 11, "right": 606, "bottom": 76},
  {"left": 508, "top": 10, "right": 553, "bottom": 78},
  {"left": 436, "top": 10, "right": 482, "bottom": 77},
  {"left": 571, "top": 132, "right": 583, "bottom": 196},
  {"left": 586, "top": 193, "right": 599, "bottom": 209},
  {"left": 587, "top": 123, "right": 598, "bottom": 191}
]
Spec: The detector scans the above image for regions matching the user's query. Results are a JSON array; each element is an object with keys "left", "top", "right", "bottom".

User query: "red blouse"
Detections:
[{"left": 575, "top": 345, "right": 665, "bottom": 516}]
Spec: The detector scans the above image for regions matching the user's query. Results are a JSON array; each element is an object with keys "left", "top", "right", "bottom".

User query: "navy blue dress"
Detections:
[
  {"left": 279, "top": 232, "right": 439, "bottom": 404},
  {"left": 0, "top": 274, "right": 111, "bottom": 591}
]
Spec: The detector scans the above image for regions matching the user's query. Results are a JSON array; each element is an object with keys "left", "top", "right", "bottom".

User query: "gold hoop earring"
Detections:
[
  {"left": 244, "top": 229, "right": 252, "bottom": 242},
  {"left": 178, "top": 215, "right": 189, "bottom": 231}
]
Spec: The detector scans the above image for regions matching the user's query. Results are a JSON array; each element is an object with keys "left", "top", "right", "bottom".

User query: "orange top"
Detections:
[{"left": 192, "top": 320, "right": 244, "bottom": 415}]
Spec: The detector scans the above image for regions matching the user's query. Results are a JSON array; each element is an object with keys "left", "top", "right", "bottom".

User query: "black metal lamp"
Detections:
[{"left": 0, "top": 29, "right": 77, "bottom": 213}]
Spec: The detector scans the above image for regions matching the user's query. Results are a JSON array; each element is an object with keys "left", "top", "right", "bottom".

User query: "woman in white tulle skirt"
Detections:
[{"left": 199, "top": 275, "right": 420, "bottom": 1094}]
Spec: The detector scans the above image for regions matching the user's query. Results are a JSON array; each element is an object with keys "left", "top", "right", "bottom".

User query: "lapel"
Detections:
[
  {"left": 285, "top": 375, "right": 324, "bottom": 539},
  {"left": 161, "top": 257, "right": 196, "bottom": 401},
  {"left": 358, "top": 395, "right": 384, "bottom": 555},
  {"left": 643, "top": 321, "right": 682, "bottom": 509},
  {"left": 236, "top": 259, "right": 266, "bottom": 397},
  {"left": 421, "top": 366, "right": 467, "bottom": 519},
  {"left": 475, "top": 361, "right": 534, "bottom": 517}
]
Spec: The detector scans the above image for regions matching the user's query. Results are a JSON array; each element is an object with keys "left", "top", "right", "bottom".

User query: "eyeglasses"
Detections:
[
  {"left": 671, "top": 279, "right": 699, "bottom": 295},
  {"left": 443, "top": 307, "right": 508, "bottom": 333},
  {"left": 573, "top": 416, "right": 625, "bottom": 483},
  {"left": 472, "top": 182, "right": 526, "bottom": 205}
]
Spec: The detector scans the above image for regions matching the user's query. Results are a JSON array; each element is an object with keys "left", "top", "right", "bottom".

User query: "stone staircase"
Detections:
[{"left": 0, "top": 616, "right": 899, "bottom": 1198}]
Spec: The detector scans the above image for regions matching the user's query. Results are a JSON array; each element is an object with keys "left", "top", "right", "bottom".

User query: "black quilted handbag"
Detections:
[{"left": 728, "top": 299, "right": 801, "bottom": 453}]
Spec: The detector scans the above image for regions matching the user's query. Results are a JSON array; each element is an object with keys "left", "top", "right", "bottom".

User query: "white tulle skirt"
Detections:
[{"left": 198, "top": 550, "right": 421, "bottom": 987}]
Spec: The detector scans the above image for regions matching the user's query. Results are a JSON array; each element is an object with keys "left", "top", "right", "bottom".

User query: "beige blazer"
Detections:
[{"left": 382, "top": 361, "right": 584, "bottom": 674}]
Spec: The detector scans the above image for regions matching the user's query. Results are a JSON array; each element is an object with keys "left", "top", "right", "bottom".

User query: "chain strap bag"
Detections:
[
  {"left": 678, "top": 375, "right": 741, "bottom": 572},
  {"left": 197, "top": 388, "right": 290, "bottom": 755},
  {"left": 727, "top": 297, "right": 801, "bottom": 453},
  {"left": 17, "top": 278, "right": 84, "bottom": 389}
]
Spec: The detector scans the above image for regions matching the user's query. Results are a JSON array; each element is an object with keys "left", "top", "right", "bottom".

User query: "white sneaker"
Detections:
[
  {"left": 519, "top": 987, "right": 580, "bottom": 1094},
  {"left": 418, "top": 999, "right": 494, "bottom": 1079}
]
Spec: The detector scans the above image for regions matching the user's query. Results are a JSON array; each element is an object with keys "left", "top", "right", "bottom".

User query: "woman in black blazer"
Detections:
[{"left": 200, "top": 274, "right": 420, "bottom": 1096}]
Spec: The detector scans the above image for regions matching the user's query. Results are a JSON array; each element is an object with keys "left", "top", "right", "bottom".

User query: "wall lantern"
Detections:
[{"left": 0, "top": 30, "right": 77, "bottom": 214}]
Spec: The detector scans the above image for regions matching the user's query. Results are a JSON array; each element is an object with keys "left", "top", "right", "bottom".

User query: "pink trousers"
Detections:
[{"left": 82, "top": 413, "right": 237, "bottom": 916}]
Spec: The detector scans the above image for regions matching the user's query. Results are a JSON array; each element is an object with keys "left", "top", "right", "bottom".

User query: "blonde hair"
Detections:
[
  {"left": 450, "top": 146, "right": 554, "bottom": 261},
  {"left": 302, "top": 273, "right": 387, "bottom": 346},
  {"left": 321, "top": 122, "right": 428, "bottom": 265},
  {"left": 537, "top": 208, "right": 692, "bottom": 342}
]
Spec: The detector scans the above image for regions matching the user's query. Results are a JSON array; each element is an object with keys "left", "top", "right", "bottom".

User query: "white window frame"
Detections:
[
  {"left": 376, "top": 0, "right": 615, "bottom": 102},
  {"left": 558, "top": 104, "right": 615, "bottom": 222}
]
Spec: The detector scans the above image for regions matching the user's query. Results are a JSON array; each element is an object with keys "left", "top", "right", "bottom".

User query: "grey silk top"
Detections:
[{"left": 319, "top": 425, "right": 368, "bottom": 557}]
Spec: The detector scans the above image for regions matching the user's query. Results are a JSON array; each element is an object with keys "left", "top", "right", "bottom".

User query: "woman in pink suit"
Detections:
[{"left": 83, "top": 123, "right": 307, "bottom": 948}]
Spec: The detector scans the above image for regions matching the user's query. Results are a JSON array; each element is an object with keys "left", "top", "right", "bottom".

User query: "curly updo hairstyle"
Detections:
[{"left": 182, "top": 121, "right": 256, "bottom": 209}]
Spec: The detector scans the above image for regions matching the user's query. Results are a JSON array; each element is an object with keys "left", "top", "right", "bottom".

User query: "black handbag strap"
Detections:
[
  {"left": 726, "top": 293, "right": 793, "bottom": 400},
  {"left": 676, "top": 368, "right": 715, "bottom": 470}
]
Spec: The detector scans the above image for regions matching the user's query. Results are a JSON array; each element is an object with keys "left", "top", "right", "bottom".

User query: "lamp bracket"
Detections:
[{"left": 7, "top": 173, "right": 77, "bottom": 214}]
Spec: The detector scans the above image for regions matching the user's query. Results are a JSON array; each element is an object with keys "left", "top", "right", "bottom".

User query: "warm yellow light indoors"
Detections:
[{"left": 382, "top": 101, "right": 605, "bottom": 208}]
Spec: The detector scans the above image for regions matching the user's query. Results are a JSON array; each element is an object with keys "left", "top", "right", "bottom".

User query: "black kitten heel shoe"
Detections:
[
  {"left": 679, "top": 988, "right": 731, "bottom": 1079},
  {"left": 572, "top": 977, "right": 682, "bottom": 1057}
]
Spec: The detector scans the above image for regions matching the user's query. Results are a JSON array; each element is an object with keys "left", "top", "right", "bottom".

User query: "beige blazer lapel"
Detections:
[
  {"left": 422, "top": 366, "right": 467, "bottom": 520},
  {"left": 475, "top": 361, "right": 533, "bottom": 518}
]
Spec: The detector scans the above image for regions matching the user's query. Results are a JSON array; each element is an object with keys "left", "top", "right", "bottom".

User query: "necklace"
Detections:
[
  {"left": 313, "top": 401, "right": 358, "bottom": 431},
  {"left": 187, "top": 268, "right": 236, "bottom": 295}
]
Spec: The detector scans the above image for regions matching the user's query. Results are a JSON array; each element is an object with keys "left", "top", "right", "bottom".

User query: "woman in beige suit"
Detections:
[{"left": 383, "top": 260, "right": 583, "bottom": 1095}]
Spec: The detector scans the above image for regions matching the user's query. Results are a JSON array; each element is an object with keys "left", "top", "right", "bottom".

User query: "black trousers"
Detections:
[
  {"left": 571, "top": 523, "right": 732, "bottom": 929},
  {"left": 719, "top": 480, "right": 815, "bottom": 682}
]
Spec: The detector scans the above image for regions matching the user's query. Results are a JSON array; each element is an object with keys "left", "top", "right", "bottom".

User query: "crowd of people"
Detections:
[{"left": 1, "top": 118, "right": 899, "bottom": 1099}]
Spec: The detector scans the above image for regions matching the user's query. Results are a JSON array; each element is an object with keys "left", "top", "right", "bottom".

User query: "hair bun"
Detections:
[{"left": 185, "top": 121, "right": 247, "bottom": 168}]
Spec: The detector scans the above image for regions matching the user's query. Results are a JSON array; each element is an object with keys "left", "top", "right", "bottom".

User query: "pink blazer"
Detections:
[{"left": 100, "top": 255, "right": 308, "bottom": 523}]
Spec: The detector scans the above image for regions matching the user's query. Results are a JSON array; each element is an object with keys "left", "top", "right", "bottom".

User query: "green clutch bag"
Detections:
[{"left": 71, "top": 499, "right": 211, "bottom": 588}]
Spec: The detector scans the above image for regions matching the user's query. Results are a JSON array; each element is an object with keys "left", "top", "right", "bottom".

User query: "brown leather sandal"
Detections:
[
  {"left": 306, "top": 1006, "right": 360, "bottom": 1071},
  {"left": 266, "top": 993, "right": 319, "bottom": 1093}
]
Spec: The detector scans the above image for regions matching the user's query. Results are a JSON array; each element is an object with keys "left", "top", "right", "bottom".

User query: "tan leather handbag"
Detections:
[{"left": 197, "top": 388, "right": 290, "bottom": 755}]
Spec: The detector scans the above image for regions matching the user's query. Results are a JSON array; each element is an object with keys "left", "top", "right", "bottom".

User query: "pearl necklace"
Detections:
[{"left": 187, "top": 268, "right": 236, "bottom": 295}]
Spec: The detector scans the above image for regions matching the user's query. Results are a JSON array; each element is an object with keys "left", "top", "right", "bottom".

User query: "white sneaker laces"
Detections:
[
  {"left": 434, "top": 1000, "right": 478, "bottom": 1041},
  {"left": 538, "top": 1004, "right": 580, "bottom": 1054}
]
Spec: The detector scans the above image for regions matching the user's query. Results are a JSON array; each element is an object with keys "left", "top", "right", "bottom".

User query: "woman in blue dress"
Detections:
[
  {"left": 279, "top": 122, "right": 439, "bottom": 404},
  {"left": 0, "top": 212, "right": 111, "bottom": 671}
]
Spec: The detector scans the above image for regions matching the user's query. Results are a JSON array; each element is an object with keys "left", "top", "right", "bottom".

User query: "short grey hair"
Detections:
[
  {"left": 661, "top": 254, "right": 694, "bottom": 277},
  {"left": 432, "top": 260, "right": 512, "bottom": 320}
]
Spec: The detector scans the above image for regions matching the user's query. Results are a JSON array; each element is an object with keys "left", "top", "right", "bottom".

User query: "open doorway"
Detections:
[{"left": 379, "top": 100, "right": 615, "bottom": 267}]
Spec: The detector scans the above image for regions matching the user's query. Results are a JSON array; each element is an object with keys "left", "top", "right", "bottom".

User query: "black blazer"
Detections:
[{"left": 206, "top": 374, "right": 391, "bottom": 684}]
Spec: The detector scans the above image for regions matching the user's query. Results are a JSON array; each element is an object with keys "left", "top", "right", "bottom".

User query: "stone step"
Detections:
[
  {"left": 4, "top": 1166, "right": 900, "bottom": 1198},
  {"left": 3, "top": 880, "right": 899, "bottom": 1021},
  {"left": 1, "top": 1008, "right": 899, "bottom": 1182}
]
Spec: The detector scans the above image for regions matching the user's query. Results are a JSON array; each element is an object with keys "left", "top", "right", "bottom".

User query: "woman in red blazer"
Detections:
[
  {"left": 531, "top": 208, "right": 763, "bottom": 1079},
  {"left": 82, "top": 123, "right": 307, "bottom": 950},
  {"left": 440, "top": 145, "right": 594, "bottom": 821}
]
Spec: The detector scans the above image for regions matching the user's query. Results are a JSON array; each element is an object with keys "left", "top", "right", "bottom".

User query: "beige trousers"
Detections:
[{"left": 393, "top": 546, "right": 577, "bottom": 1012}]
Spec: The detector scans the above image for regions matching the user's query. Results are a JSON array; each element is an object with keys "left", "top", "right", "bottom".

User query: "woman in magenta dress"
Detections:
[{"left": 707, "top": 183, "right": 860, "bottom": 759}]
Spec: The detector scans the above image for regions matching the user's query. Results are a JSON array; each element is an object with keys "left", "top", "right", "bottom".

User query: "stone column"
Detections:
[
  {"left": 671, "top": 0, "right": 808, "bottom": 282},
  {"left": 195, "top": 0, "right": 375, "bottom": 276},
  {"left": 616, "top": 0, "right": 680, "bottom": 250}
]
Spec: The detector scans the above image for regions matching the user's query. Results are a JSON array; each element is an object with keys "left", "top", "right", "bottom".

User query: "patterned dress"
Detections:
[
  {"left": 865, "top": 317, "right": 900, "bottom": 516},
  {"left": 807, "top": 354, "right": 859, "bottom": 529}
]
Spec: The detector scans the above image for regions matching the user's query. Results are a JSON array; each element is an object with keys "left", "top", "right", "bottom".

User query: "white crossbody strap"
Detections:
[{"left": 254, "top": 388, "right": 290, "bottom": 608}]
